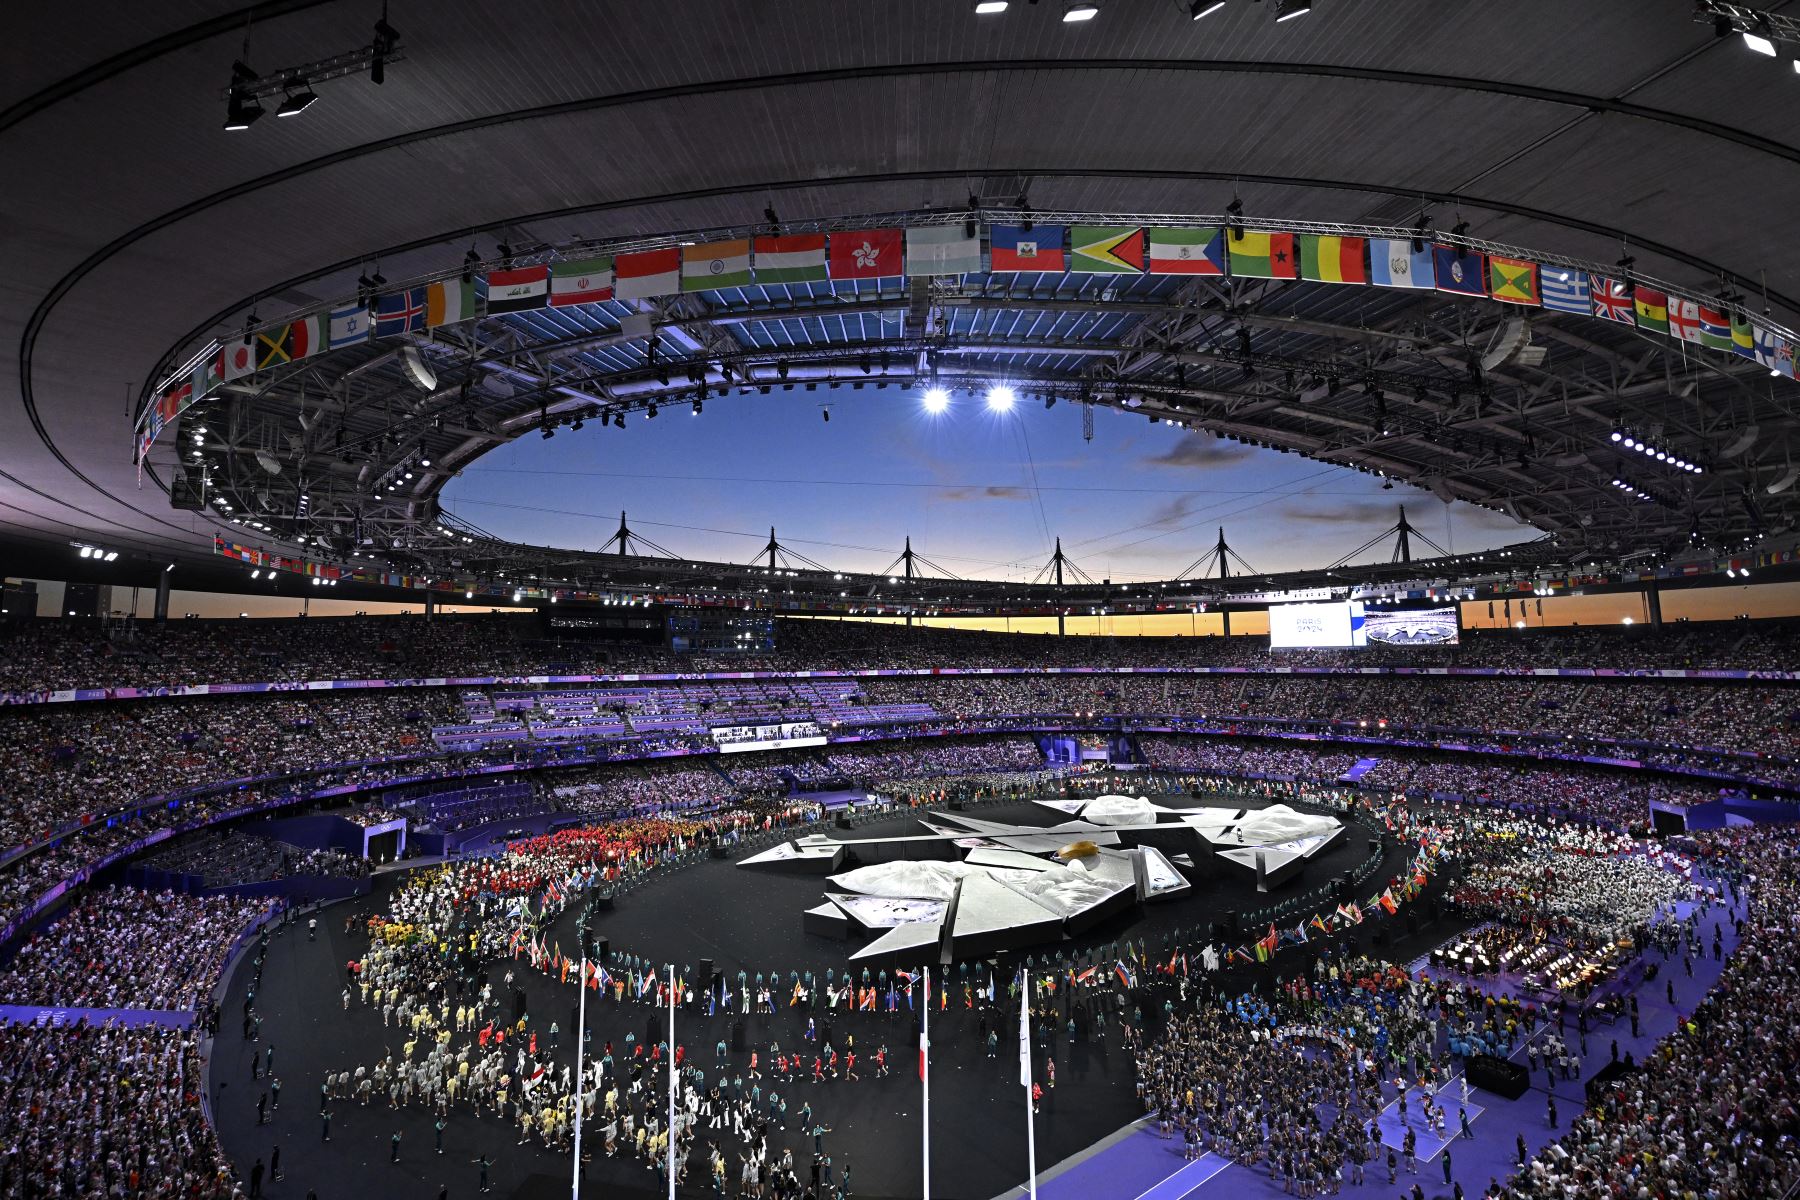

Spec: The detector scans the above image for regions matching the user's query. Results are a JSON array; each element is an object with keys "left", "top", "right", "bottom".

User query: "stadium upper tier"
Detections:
[{"left": 2, "top": 615, "right": 1798, "bottom": 700}]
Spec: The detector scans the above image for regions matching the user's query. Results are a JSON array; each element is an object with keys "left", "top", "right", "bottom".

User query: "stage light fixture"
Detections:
[
  {"left": 1063, "top": 2, "right": 1098, "bottom": 21},
  {"left": 986, "top": 385, "right": 1017, "bottom": 412},
  {"left": 276, "top": 82, "right": 318, "bottom": 117},
  {"left": 224, "top": 89, "right": 263, "bottom": 131},
  {"left": 1746, "top": 20, "right": 1777, "bottom": 55},
  {"left": 1190, "top": 0, "right": 1226, "bottom": 17},
  {"left": 975, "top": 0, "right": 1008, "bottom": 11},
  {"left": 647, "top": 403, "right": 658, "bottom": 419},
  {"left": 821, "top": 408, "right": 831, "bottom": 423},
  {"left": 1275, "top": 0, "right": 1311, "bottom": 20},
  {"left": 922, "top": 387, "right": 950, "bottom": 413},
  {"left": 692, "top": 398, "right": 703, "bottom": 415},
  {"left": 613, "top": 411, "right": 626, "bottom": 428}
]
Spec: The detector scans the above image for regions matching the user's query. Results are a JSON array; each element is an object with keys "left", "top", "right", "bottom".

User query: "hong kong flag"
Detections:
[{"left": 829, "top": 228, "right": 903, "bottom": 279}]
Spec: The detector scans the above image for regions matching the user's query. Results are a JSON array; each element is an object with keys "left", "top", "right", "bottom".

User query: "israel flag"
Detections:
[
  {"left": 1369, "top": 239, "right": 1434, "bottom": 289},
  {"left": 1538, "top": 267, "right": 1591, "bottom": 315},
  {"left": 328, "top": 304, "right": 371, "bottom": 349}
]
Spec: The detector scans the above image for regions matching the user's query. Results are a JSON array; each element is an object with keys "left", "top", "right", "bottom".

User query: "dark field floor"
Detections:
[{"left": 209, "top": 796, "right": 1447, "bottom": 1200}]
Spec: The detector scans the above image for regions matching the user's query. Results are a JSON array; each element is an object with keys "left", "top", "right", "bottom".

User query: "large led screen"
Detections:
[
  {"left": 1362, "top": 605, "right": 1461, "bottom": 646},
  {"left": 1267, "top": 601, "right": 1366, "bottom": 649}
]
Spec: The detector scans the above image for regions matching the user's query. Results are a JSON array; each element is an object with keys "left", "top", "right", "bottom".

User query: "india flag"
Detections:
[
  {"left": 681, "top": 240, "right": 752, "bottom": 291},
  {"left": 753, "top": 234, "right": 828, "bottom": 284}
]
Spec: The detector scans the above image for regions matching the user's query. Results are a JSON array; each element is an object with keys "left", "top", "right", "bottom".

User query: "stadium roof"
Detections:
[{"left": 5, "top": 0, "right": 1800, "bottom": 609}]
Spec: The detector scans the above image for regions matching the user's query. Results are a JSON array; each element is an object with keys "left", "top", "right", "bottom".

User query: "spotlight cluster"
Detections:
[
  {"left": 1610, "top": 429, "right": 1704, "bottom": 473},
  {"left": 75, "top": 544, "right": 119, "bottom": 562}
]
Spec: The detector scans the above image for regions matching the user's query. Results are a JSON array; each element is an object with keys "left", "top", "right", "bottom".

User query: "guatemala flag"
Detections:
[{"left": 1368, "top": 239, "right": 1435, "bottom": 289}]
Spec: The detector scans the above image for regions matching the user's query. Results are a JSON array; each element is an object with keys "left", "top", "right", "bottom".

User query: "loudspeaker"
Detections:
[
  {"left": 591, "top": 893, "right": 614, "bottom": 911},
  {"left": 648, "top": 1017, "right": 660, "bottom": 1046},
  {"left": 588, "top": 936, "right": 609, "bottom": 962},
  {"left": 709, "top": 845, "right": 729, "bottom": 859},
  {"left": 1467, "top": 1053, "right": 1530, "bottom": 1099},
  {"left": 514, "top": 988, "right": 527, "bottom": 1019},
  {"left": 834, "top": 814, "right": 853, "bottom": 830},
  {"left": 698, "top": 958, "right": 715, "bottom": 991},
  {"left": 732, "top": 1020, "right": 746, "bottom": 1052}
]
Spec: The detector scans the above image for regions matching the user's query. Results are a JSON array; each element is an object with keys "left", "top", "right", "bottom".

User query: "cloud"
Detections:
[
  {"left": 1143, "top": 493, "right": 1204, "bottom": 528},
  {"left": 935, "top": 485, "right": 1032, "bottom": 502},
  {"left": 1142, "top": 436, "right": 1258, "bottom": 470},
  {"left": 1277, "top": 498, "right": 1400, "bottom": 527}
]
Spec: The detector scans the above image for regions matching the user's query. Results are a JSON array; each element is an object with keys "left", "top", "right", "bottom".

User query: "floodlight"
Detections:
[
  {"left": 922, "top": 387, "right": 950, "bottom": 413},
  {"left": 986, "top": 385, "right": 1017, "bottom": 412}
]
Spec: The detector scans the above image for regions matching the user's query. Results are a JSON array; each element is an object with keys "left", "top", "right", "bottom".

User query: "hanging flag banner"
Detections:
[
  {"left": 1147, "top": 227, "right": 1226, "bottom": 276},
  {"left": 990, "top": 224, "right": 1067, "bottom": 273},
  {"left": 1297, "top": 234, "right": 1366, "bottom": 285},
  {"left": 549, "top": 257, "right": 614, "bottom": 306},
  {"left": 486, "top": 265, "right": 551, "bottom": 314},
  {"left": 1069, "top": 226, "right": 1145, "bottom": 273},
  {"left": 1368, "top": 239, "right": 1434, "bottom": 289},
  {"left": 614, "top": 248, "right": 682, "bottom": 300},
  {"left": 752, "top": 234, "right": 829, "bottom": 284},
  {"left": 904, "top": 226, "right": 982, "bottom": 276},
  {"left": 681, "top": 240, "right": 753, "bottom": 291},
  {"left": 828, "top": 228, "right": 903, "bottom": 279}
]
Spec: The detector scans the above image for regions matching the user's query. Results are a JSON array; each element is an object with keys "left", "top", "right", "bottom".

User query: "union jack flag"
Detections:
[{"left": 1589, "top": 276, "right": 1636, "bottom": 325}]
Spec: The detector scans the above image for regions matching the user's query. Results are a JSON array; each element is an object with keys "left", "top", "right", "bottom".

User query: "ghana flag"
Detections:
[
  {"left": 1227, "top": 229, "right": 1298, "bottom": 279},
  {"left": 1487, "top": 256, "right": 1540, "bottom": 305},
  {"left": 1298, "top": 235, "right": 1366, "bottom": 285},
  {"left": 1069, "top": 226, "right": 1145, "bottom": 273}
]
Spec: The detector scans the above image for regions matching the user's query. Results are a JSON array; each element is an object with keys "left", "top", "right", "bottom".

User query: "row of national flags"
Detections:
[{"left": 142, "top": 221, "right": 1799, "bottom": 457}]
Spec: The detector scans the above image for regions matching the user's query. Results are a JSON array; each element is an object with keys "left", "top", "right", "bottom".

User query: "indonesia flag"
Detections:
[
  {"left": 613, "top": 248, "right": 681, "bottom": 300},
  {"left": 919, "top": 1026, "right": 928, "bottom": 1081}
]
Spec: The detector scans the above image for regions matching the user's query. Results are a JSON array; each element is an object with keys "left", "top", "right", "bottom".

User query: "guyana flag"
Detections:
[
  {"left": 1070, "top": 226, "right": 1146, "bottom": 273},
  {"left": 1227, "top": 229, "right": 1298, "bottom": 279},
  {"left": 1298, "top": 234, "right": 1367, "bottom": 285},
  {"left": 1487, "top": 256, "right": 1541, "bottom": 305}
]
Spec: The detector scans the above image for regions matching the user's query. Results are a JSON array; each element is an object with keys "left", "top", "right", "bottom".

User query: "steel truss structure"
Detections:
[{"left": 145, "top": 208, "right": 1800, "bottom": 612}]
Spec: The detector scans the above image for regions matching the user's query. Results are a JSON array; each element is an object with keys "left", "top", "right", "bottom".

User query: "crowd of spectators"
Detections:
[
  {"left": 548, "top": 761, "right": 737, "bottom": 817},
  {"left": 0, "top": 1022, "right": 235, "bottom": 1197},
  {"left": 0, "top": 886, "right": 270, "bottom": 1011},
  {"left": 1507, "top": 824, "right": 1800, "bottom": 1197},
  {"left": 4, "top": 613, "right": 1798, "bottom": 697}
]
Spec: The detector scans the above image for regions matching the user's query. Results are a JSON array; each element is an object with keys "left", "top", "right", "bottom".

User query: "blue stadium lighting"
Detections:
[
  {"left": 986, "top": 385, "right": 1017, "bottom": 412},
  {"left": 922, "top": 387, "right": 951, "bottom": 414}
]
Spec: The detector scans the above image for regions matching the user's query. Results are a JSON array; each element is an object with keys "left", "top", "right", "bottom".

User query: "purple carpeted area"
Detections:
[{"left": 1031, "top": 870, "right": 1744, "bottom": 1200}]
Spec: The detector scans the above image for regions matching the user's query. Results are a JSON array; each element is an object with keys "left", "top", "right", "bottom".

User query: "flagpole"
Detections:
[
  {"left": 1021, "top": 969, "right": 1038, "bottom": 1200},
  {"left": 570, "top": 955, "right": 588, "bottom": 1200},
  {"left": 667, "top": 963, "right": 677, "bottom": 1200},
  {"left": 922, "top": 965, "right": 931, "bottom": 1200}
]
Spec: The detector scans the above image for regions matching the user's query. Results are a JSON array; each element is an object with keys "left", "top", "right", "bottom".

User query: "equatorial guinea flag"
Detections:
[
  {"left": 752, "top": 234, "right": 829, "bottom": 284},
  {"left": 1147, "top": 227, "right": 1225, "bottom": 276},
  {"left": 549, "top": 257, "right": 614, "bottom": 306},
  {"left": 829, "top": 228, "right": 903, "bottom": 279}
]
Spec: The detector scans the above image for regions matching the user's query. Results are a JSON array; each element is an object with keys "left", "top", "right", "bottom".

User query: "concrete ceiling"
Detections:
[{"left": 5, "top": 0, "right": 1799, "bottom": 591}]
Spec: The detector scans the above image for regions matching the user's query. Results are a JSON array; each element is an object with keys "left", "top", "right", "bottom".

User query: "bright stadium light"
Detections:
[
  {"left": 1063, "top": 2, "right": 1098, "bottom": 21},
  {"left": 986, "top": 385, "right": 1017, "bottom": 412},
  {"left": 1745, "top": 28, "right": 1777, "bottom": 56},
  {"left": 922, "top": 387, "right": 951, "bottom": 414}
]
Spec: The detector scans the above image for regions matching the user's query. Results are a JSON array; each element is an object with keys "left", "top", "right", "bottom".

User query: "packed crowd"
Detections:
[
  {"left": 0, "top": 887, "right": 270, "bottom": 1011},
  {"left": 4, "top": 613, "right": 1798, "bottom": 697},
  {"left": 0, "top": 1022, "right": 235, "bottom": 1198}
]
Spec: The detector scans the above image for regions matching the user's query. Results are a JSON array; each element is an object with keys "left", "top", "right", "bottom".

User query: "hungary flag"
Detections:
[
  {"left": 1228, "top": 230, "right": 1298, "bottom": 279},
  {"left": 681, "top": 240, "right": 752, "bottom": 291},
  {"left": 1299, "top": 235, "right": 1367, "bottom": 285},
  {"left": 549, "top": 257, "right": 614, "bottom": 306},
  {"left": 753, "top": 234, "right": 828, "bottom": 284},
  {"left": 1147, "top": 227, "right": 1224, "bottom": 275}
]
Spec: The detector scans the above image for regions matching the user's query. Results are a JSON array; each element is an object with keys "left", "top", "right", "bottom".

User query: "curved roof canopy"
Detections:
[{"left": 5, "top": 0, "right": 1799, "bottom": 609}]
